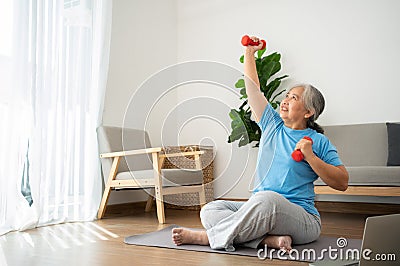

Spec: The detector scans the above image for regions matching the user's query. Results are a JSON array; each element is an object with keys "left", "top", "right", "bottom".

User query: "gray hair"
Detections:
[{"left": 291, "top": 83, "right": 325, "bottom": 133}]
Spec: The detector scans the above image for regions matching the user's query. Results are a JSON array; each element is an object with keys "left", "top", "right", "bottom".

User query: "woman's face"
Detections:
[{"left": 279, "top": 86, "right": 313, "bottom": 128}]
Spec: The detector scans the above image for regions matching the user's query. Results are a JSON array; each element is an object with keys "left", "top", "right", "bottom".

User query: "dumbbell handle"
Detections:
[{"left": 291, "top": 136, "right": 313, "bottom": 162}]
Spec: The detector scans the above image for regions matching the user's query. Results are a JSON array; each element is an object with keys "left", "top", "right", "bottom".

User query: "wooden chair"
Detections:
[{"left": 97, "top": 126, "right": 206, "bottom": 223}]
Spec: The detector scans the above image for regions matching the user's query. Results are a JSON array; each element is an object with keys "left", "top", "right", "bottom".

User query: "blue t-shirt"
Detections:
[{"left": 254, "top": 104, "right": 343, "bottom": 216}]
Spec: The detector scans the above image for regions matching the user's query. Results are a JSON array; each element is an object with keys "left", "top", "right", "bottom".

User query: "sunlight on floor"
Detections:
[
  {"left": 21, "top": 232, "right": 35, "bottom": 248},
  {"left": 88, "top": 222, "right": 119, "bottom": 238},
  {"left": 2, "top": 221, "right": 120, "bottom": 252},
  {"left": 0, "top": 221, "right": 122, "bottom": 265}
]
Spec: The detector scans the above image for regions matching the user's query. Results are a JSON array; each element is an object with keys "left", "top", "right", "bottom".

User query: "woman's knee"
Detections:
[
  {"left": 200, "top": 201, "right": 224, "bottom": 218},
  {"left": 200, "top": 201, "right": 223, "bottom": 222},
  {"left": 247, "top": 191, "right": 287, "bottom": 214},
  {"left": 200, "top": 200, "right": 236, "bottom": 229},
  {"left": 252, "top": 190, "right": 283, "bottom": 204}
]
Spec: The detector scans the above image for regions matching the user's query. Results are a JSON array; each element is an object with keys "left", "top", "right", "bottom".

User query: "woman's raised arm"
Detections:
[{"left": 243, "top": 36, "right": 268, "bottom": 123}]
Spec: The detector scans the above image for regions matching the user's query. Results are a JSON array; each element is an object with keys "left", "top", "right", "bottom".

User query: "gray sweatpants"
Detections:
[{"left": 200, "top": 190, "right": 321, "bottom": 251}]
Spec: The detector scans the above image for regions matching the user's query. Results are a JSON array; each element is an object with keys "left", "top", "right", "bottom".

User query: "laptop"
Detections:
[{"left": 310, "top": 213, "right": 400, "bottom": 266}]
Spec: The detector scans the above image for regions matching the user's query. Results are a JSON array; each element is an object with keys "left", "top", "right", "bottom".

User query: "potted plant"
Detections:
[{"left": 228, "top": 49, "right": 288, "bottom": 147}]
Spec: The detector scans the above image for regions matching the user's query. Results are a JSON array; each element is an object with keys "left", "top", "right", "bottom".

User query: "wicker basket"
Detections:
[{"left": 162, "top": 145, "right": 214, "bottom": 210}]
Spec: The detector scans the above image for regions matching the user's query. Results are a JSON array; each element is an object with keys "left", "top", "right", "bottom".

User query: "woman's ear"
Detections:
[{"left": 304, "top": 109, "right": 315, "bottom": 119}]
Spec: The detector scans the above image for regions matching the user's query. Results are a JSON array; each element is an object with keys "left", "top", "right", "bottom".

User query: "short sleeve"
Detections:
[
  {"left": 318, "top": 138, "right": 343, "bottom": 167},
  {"left": 257, "top": 104, "right": 283, "bottom": 134}
]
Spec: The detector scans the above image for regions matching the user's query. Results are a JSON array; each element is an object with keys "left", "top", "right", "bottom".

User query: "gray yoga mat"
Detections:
[{"left": 124, "top": 225, "right": 362, "bottom": 262}]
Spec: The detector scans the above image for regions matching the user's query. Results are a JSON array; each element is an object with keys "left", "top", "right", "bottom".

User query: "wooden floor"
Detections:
[{"left": 1, "top": 204, "right": 371, "bottom": 266}]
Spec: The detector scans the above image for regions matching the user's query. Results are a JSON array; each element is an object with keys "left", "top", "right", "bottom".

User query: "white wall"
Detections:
[
  {"left": 103, "top": 0, "right": 178, "bottom": 204},
  {"left": 176, "top": 0, "right": 400, "bottom": 124},
  {"left": 104, "top": 0, "right": 400, "bottom": 204}
]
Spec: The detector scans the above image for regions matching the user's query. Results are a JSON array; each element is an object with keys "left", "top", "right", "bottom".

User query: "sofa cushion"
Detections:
[
  {"left": 323, "top": 123, "right": 388, "bottom": 166},
  {"left": 387, "top": 122, "right": 400, "bottom": 166},
  {"left": 314, "top": 166, "right": 400, "bottom": 186}
]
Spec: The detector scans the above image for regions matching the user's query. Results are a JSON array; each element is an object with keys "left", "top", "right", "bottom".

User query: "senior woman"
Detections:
[{"left": 172, "top": 36, "right": 349, "bottom": 252}]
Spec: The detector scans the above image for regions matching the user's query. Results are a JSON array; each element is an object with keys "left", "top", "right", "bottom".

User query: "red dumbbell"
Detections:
[
  {"left": 241, "top": 35, "right": 266, "bottom": 50},
  {"left": 291, "top": 136, "right": 313, "bottom": 162}
]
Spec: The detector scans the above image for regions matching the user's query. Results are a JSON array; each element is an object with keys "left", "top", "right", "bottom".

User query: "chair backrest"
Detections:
[{"left": 97, "top": 126, "right": 154, "bottom": 183}]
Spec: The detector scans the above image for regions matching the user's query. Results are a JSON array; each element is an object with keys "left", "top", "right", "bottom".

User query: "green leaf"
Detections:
[
  {"left": 261, "top": 61, "right": 281, "bottom": 81},
  {"left": 259, "top": 78, "right": 267, "bottom": 94},
  {"left": 265, "top": 78, "right": 281, "bottom": 100},
  {"left": 267, "top": 75, "right": 289, "bottom": 101},
  {"left": 228, "top": 108, "right": 255, "bottom": 147},
  {"left": 239, "top": 88, "right": 248, "bottom": 99},
  {"left": 238, "top": 137, "right": 249, "bottom": 147},
  {"left": 235, "top": 79, "right": 245, "bottom": 88},
  {"left": 229, "top": 110, "right": 246, "bottom": 132},
  {"left": 270, "top": 89, "right": 286, "bottom": 103},
  {"left": 262, "top": 52, "right": 281, "bottom": 62},
  {"left": 257, "top": 48, "right": 266, "bottom": 59},
  {"left": 239, "top": 55, "right": 244, "bottom": 63},
  {"left": 255, "top": 58, "right": 262, "bottom": 73}
]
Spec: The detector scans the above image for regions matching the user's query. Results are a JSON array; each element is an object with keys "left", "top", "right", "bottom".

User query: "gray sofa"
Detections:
[{"left": 314, "top": 123, "right": 400, "bottom": 197}]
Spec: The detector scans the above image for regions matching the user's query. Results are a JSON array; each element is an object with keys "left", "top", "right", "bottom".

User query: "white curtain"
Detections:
[{"left": 0, "top": 0, "right": 112, "bottom": 235}]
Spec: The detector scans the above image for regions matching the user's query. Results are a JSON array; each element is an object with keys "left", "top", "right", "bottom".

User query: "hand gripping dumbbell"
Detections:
[
  {"left": 241, "top": 35, "right": 266, "bottom": 50},
  {"left": 291, "top": 136, "right": 313, "bottom": 162}
]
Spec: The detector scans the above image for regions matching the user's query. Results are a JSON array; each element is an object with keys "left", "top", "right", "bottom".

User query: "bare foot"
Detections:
[
  {"left": 172, "top": 228, "right": 209, "bottom": 246},
  {"left": 262, "top": 235, "right": 292, "bottom": 252}
]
